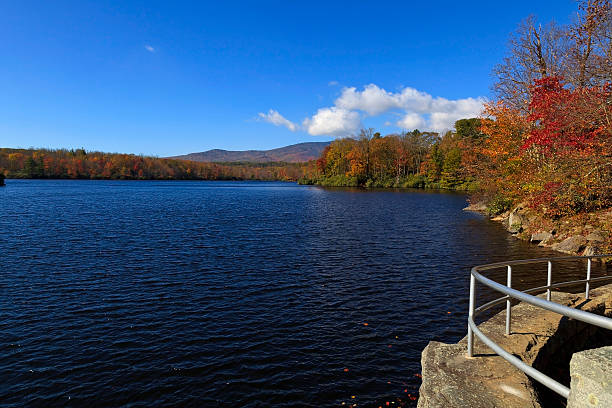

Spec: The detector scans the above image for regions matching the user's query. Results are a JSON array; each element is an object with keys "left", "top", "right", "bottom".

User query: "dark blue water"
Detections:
[{"left": 1, "top": 180, "right": 605, "bottom": 407}]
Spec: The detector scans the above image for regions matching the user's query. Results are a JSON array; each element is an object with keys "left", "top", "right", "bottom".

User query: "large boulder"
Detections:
[
  {"left": 531, "top": 232, "right": 553, "bottom": 244},
  {"left": 508, "top": 212, "right": 526, "bottom": 234},
  {"left": 552, "top": 236, "right": 588, "bottom": 254},
  {"left": 586, "top": 231, "right": 606, "bottom": 243},
  {"left": 567, "top": 346, "right": 612, "bottom": 408}
]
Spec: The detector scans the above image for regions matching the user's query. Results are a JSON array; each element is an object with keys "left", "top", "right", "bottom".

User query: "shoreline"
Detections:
[{"left": 463, "top": 202, "right": 611, "bottom": 258}]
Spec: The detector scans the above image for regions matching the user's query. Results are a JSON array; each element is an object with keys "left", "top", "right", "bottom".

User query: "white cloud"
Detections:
[
  {"left": 336, "top": 84, "right": 399, "bottom": 115},
  {"left": 429, "top": 112, "right": 463, "bottom": 132},
  {"left": 258, "top": 109, "right": 298, "bottom": 131},
  {"left": 145, "top": 45, "right": 155, "bottom": 53},
  {"left": 328, "top": 80, "right": 339, "bottom": 86},
  {"left": 258, "top": 83, "right": 484, "bottom": 136},
  {"left": 303, "top": 107, "right": 361, "bottom": 137},
  {"left": 397, "top": 112, "right": 426, "bottom": 130},
  {"left": 335, "top": 84, "right": 485, "bottom": 132}
]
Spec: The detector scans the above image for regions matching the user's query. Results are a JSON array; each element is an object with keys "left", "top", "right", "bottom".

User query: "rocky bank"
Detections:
[{"left": 464, "top": 202, "right": 612, "bottom": 256}]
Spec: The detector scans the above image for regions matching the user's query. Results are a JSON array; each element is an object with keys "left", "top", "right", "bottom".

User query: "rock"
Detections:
[
  {"left": 567, "top": 346, "right": 612, "bottom": 408},
  {"left": 583, "top": 245, "right": 601, "bottom": 257},
  {"left": 492, "top": 213, "right": 508, "bottom": 221},
  {"left": 531, "top": 232, "right": 553, "bottom": 244},
  {"left": 418, "top": 342, "right": 541, "bottom": 408},
  {"left": 508, "top": 212, "right": 526, "bottom": 234},
  {"left": 463, "top": 201, "right": 488, "bottom": 212},
  {"left": 586, "top": 231, "right": 606, "bottom": 243},
  {"left": 552, "top": 236, "right": 588, "bottom": 254}
]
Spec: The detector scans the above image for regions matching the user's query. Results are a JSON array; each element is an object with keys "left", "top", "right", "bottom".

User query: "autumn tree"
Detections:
[
  {"left": 565, "top": 0, "right": 612, "bottom": 86},
  {"left": 493, "top": 16, "right": 567, "bottom": 111},
  {"left": 522, "top": 76, "right": 612, "bottom": 215}
]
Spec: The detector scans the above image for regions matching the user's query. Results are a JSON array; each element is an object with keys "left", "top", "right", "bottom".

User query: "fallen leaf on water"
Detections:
[
  {"left": 351, "top": 396, "right": 355, "bottom": 399},
  {"left": 363, "top": 323, "right": 369, "bottom": 326},
  {"left": 414, "top": 373, "right": 422, "bottom": 378},
  {"left": 344, "top": 368, "right": 349, "bottom": 372},
  {"left": 404, "top": 389, "right": 408, "bottom": 393}
]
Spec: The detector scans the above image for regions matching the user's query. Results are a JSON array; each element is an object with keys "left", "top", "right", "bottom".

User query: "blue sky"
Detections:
[{"left": 0, "top": 1, "right": 578, "bottom": 156}]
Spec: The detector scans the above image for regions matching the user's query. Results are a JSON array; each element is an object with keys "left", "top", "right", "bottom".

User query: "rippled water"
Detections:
[{"left": 1, "top": 180, "right": 607, "bottom": 407}]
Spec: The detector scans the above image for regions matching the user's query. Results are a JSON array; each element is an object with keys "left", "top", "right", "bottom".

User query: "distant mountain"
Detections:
[{"left": 169, "top": 141, "right": 331, "bottom": 163}]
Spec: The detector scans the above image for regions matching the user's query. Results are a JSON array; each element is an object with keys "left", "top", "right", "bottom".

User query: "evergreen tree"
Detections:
[{"left": 440, "top": 148, "right": 462, "bottom": 188}]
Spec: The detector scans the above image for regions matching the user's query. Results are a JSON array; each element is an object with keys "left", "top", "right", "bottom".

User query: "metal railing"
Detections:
[{"left": 467, "top": 254, "right": 612, "bottom": 399}]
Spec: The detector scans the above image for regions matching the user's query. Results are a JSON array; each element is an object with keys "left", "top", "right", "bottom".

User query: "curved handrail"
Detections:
[
  {"left": 466, "top": 254, "right": 612, "bottom": 400},
  {"left": 475, "top": 275, "right": 612, "bottom": 314}
]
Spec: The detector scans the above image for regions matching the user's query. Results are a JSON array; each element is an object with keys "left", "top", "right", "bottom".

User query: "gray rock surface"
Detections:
[
  {"left": 508, "top": 211, "right": 526, "bottom": 234},
  {"left": 531, "top": 231, "right": 553, "bottom": 244},
  {"left": 552, "top": 236, "right": 588, "bottom": 254},
  {"left": 418, "top": 342, "right": 540, "bottom": 408},
  {"left": 586, "top": 231, "right": 606, "bottom": 243},
  {"left": 567, "top": 346, "right": 612, "bottom": 408},
  {"left": 463, "top": 202, "right": 488, "bottom": 212}
]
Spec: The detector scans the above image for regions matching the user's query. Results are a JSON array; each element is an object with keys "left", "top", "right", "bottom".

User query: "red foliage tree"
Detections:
[{"left": 523, "top": 76, "right": 612, "bottom": 152}]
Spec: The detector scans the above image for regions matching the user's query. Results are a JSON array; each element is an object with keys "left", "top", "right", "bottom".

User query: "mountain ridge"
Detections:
[{"left": 169, "top": 141, "right": 331, "bottom": 163}]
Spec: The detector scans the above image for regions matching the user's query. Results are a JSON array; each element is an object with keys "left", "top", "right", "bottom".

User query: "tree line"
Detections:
[
  {"left": 299, "top": 120, "right": 483, "bottom": 190},
  {"left": 0, "top": 148, "right": 313, "bottom": 181}
]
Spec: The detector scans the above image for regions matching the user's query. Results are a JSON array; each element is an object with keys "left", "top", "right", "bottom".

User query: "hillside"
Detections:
[{"left": 169, "top": 141, "right": 331, "bottom": 163}]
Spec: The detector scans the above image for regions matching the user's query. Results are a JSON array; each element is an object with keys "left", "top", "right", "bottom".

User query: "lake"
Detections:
[{"left": 0, "top": 180, "right": 604, "bottom": 407}]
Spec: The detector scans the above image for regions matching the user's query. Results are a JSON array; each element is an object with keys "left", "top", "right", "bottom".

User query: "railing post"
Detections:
[
  {"left": 586, "top": 258, "right": 591, "bottom": 299},
  {"left": 506, "top": 265, "right": 512, "bottom": 335},
  {"left": 547, "top": 261, "right": 552, "bottom": 302},
  {"left": 467, "top": 273, "right": 475, "bottom": 357}
]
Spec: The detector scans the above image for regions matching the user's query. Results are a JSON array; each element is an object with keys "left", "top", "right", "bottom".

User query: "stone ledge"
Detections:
[{"left": 418, "top": 284, "right": 612, "bottom": 408}]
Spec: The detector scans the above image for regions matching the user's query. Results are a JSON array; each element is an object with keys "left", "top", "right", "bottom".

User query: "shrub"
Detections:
[{"left": 487, "top": 194, "right": 513, "bottom": 215}]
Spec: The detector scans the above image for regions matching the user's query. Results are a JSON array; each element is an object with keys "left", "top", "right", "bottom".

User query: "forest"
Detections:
[
  {"left": 305, "top": 0, "right": 612, "bottom": 219},
  {"left": 0, "top": 148, "right": 313, "bottom": 181}
]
